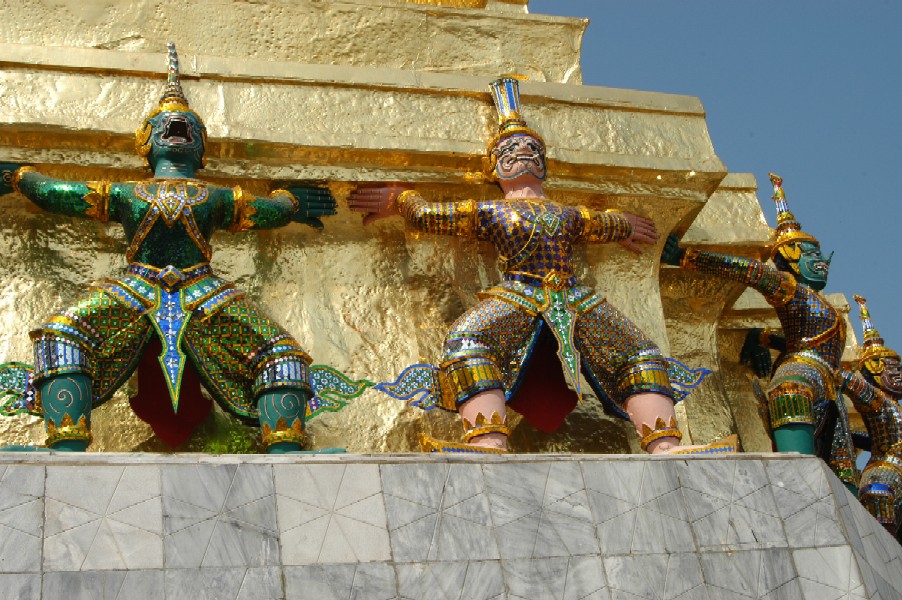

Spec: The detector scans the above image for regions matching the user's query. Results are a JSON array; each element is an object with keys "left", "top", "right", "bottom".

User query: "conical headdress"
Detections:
[
  {"left": 158, "top": 42, "right": 190, "bottom": 112},
  {"left": 135, "top": 43, "right": 206, "bottom": 163},
  {"left": 485, "top": 76, "right": 544, "bottom": 176},
  {"left": 769, "top": 173, "right": 818, "bottom": 261},
  {"left": 854, "top": 294, "right": 900, "bottom": 374}
]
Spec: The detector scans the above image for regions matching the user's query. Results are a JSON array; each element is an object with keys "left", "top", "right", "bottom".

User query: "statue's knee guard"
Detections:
[
  {"left": 438, "top": 356, "right": 504, "bottom": 411},
  {"left": 614, "top": 350, "right": 674, "bottom": 402},
  {"left": 767, "top": 380, "right": 815, "bottom": 429},
  {"left": 860, "top": 483, "right": 896, "bottom": 530}
]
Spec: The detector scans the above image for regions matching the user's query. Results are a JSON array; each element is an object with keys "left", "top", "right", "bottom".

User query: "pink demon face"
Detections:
[{"left": 492, "top": 133, "right": 546, "bottom": 182}]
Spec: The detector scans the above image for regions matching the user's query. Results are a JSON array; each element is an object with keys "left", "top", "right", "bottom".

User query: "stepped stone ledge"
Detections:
[{"left": 0, "top": 452, "right": 900, "bottom": 599}]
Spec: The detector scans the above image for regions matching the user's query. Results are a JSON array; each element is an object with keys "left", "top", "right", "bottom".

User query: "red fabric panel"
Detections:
[
  {"left": 507, "top": 327, "right": 578, "bottom": 433},
  {"left": 128, "top": 336, "right": 211, "bottom": 447}
]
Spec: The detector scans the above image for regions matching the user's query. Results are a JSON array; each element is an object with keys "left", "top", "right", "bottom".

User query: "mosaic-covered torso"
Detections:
[
  {"left": 15, "top": 171, "right": 309, "bottom": 425},
  {"left": 682, "top": 250, "right": 845, "bottom": 374},
  {"left": 398, "top": 194, "right": 631, "bottom": 287}
]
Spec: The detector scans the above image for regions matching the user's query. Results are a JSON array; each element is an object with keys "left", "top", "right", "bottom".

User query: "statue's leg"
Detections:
[
  {"left": 41, "top": 374, "right": 93, "bottom": 451},
  {"left": 433, "top": 299, "right": 533, "bottom": 452},
  {"left": 257, "top": 388, "right": 307, "bottom": 454},
  {"left": 33, "top": 334, "right": 95, "bottom": 452},
  {"left": 859, "top": 467, "right": 896, "bottom": 535},
  {"left": 576, "top": 300, "right": 683, "bottom": 454},
  {"left": 767, "top": 361, "right": 818, "bottom": 454}
]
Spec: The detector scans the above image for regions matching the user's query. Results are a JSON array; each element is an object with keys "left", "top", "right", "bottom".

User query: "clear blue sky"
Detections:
[{"left": 530, "top": 1, "right": 902, "bottom": 353}]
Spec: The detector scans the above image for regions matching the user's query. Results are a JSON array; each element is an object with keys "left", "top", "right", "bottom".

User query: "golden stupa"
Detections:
[{"left": 0, "top": 0, "right": 860, "bottom": 453}]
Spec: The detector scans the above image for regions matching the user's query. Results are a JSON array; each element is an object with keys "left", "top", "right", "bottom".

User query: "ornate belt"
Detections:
[{"left": 127, "top": 263, "right": 213, "bottom": 291}]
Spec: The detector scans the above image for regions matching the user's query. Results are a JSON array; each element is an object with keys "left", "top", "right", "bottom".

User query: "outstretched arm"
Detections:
[
  {"left": 838, "top": 369, "right": 886, "bottom": 415},
  {"left": 4, "top": 164, "right": 117, "bottom": 223},
  {"left": 662, "top": 234, "right": 796, "bottom": 307},
  {"left": 349, "top": 185, "right": 479, "bottom": 238},
  {"left": 576, "top": 207, "right": 657, "bottom": 254},
  {"left": 739, "top": 328, "right": 786, "bottom": 378},
  {"left": 225, "top": 184, "right": 335, "bottom": 232}
]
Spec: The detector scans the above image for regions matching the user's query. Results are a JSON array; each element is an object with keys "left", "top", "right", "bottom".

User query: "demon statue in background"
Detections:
[{"left": 0, "top": 44, "right": 338, "bottom": 453}]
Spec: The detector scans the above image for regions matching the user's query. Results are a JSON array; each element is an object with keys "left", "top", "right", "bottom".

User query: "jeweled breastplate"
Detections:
[
  {"left": 126, "top": 180, "right": 215, "bottom": 267},
  {"left": 493, "top": 201, "right": 577, "bottom": 284}
]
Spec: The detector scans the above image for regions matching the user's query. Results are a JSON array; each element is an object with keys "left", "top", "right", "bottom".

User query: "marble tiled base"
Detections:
[{"left": 0, "top": 452, "right": 899, "bottom": 599}]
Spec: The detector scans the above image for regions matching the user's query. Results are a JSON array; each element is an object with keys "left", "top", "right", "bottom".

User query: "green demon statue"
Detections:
[
  {"left": 662, "top": 174, "right": 853, "bottom": 484},
  {"left": 0, "top": 44, "right": 337, "bottom": 453}
]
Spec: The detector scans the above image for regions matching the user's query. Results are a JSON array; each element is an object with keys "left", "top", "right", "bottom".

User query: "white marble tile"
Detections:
[
  {"left": 0, "top": 573, "right": 39, "bottom": 600},
  {"left": 484, "top": 463, "right": 553, "bottom": 508},
  {"left": 43, "top": 465, "right": 164, "bottom": 571},
  {"left": 277, "top": 462, "right": 389, "bottom": 565},
  {"left": 46, "top": 466, "right": 124, "bottom": 514},
  {"left": 164, "top": 567, "right": 251, "bottom": 600},
  {"left": 80, "top": 517, "right": 163, "bottom": 570},
  {"left": 604, "top": 554, "right": 665, "bottom": 599},
  {"left": 630, "top": 491, "right": 696, "bottom": 554},
  {"left": 503, "top": 557, "right": 570, "bottom": 600},
  {"left": 794, "top": 546, "right": 860, "bottom": 600},
  {"left": 595, "top": 506, "right": 636, "bottom": 555},
  {"left": 699, "top": 550, "right": 763, "bottom": 598},
  {"left": 163, "top": 464, "right": 279, "bottom": 569},
  {"left": 678, "top": 459, "right": 737, "bottom": 510},
  {"left": 314, "top": 512, "right": 392, "bottom": 563},
  {"left": 0, "top": 465, "right": 44, "bottom": 512},
  {"left": 0, "top": 529, "right": 40, "bottom": 574},
  {"left": 581, "top": 461, "right": 644, "bottom": 506},
  {"left": 195, "top": 513, "right": 280, "bottom": 567},
  {"left": 430, "top": 513, "right": 499, "bottom": 561},
  {"left": 235, "top": 567, "right": 284, "bottom": 600},
  {"left": 285, "top": 563, "right": 397, "bottom": 600},
  {"left": 397, "top": 561, "right": 504, "bottom": 600},
  {"left": 162, "top": 464, "right": 239, "bottom": 514},
  {"left": 380, "top": 463, "right": 448, "bottom": 510},
  {"left": 533, "top": 506, "right": 599, "bottom": 557},
  {"left": 563, "top": 555, "right": 609, "bottom": 600},
  {"left": 222, "top": 464, "right": 275, "bottom": 512},
  {"left": 43, "top": 509, "right": 101, "bottom": 571},
  {"left": 638, "top": 461, "right": 685, "bottom": 505},
  {"left": 284, "top": 564, "right": 356, "bottom": 600},
  {"left": 783, "top": 495, "right": 846, "bottom": 548},
  {"left": 585, "top": 486, "right": 636, "bottom": 527},
  {"left": 42, "top": 571, "right": 126, "bottom": 600}
]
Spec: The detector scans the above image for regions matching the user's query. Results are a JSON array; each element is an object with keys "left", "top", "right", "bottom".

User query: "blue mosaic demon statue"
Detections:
[
  {"left": 350, "top": 77, "right": 728, "bottom": 455},
  {"left": 840, "top": 296, "right": 902, "bottom": 534}
]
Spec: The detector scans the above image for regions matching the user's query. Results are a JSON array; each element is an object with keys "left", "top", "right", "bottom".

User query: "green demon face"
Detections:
[
  {"left": 147, "top": 110, "right": 206, "bottom": 169},
  {"left": 795, "top": 241, "right": 832, "bottom": 290}
]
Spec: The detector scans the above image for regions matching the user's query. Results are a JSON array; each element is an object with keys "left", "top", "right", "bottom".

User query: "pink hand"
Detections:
[
  {"left": 618, "top": 212, "right": 659, "bottom": 254},
  {"left": 348, "top": 184, "right": 410, "bottom": 226}
]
